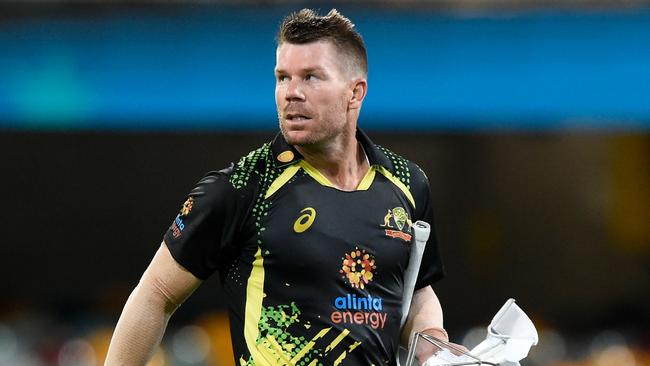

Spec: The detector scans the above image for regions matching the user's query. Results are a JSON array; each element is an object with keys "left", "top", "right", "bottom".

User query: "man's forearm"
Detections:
[
  {"left": 104, "top": 277, "right": 173, "bottom": 366},
  {"left": 105, "top": 244, "right": 202, "bottom": 365},
  {"left": 401, "top": 285, "right": 445, "bottom": 347},
  {"left": 402, "top": 286, "right": 469, "bottom": 364}
]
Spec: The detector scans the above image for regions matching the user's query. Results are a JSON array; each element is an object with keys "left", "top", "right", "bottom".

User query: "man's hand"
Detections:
[{"left": 414, "top": 327, "right": 470, "bottom": 364}]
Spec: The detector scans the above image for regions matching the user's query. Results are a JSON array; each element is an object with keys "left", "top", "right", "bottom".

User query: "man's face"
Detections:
[{"left": 275, "top": 40, "right": 354, "bottom": 147}]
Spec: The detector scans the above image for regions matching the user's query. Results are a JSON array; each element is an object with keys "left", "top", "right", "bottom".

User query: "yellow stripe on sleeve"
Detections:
[{"left": 376, "top": 166, "right": 416, "bottom": 208}]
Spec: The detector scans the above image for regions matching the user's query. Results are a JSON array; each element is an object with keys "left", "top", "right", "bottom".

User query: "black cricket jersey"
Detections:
[{"left": 164, "top": 129, "right": 444, "bottom": 366}]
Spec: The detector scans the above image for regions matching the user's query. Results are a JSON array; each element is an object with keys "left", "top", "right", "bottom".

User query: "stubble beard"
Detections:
[
  {"left": 279, "top": 116, "right": 348, "bottom": 149},
  {"left": 278, "top": 100, "right": 349, "bottom": 148}
]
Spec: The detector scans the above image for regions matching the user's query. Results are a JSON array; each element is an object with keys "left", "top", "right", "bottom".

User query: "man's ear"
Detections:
[{"left": 349, "top": 79, "right": 368, "bottom": 110}]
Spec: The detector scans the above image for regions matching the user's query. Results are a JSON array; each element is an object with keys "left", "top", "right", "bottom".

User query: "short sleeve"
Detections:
[
  {"left": 163, "top": 167, "right": 249, "bottom": 280},
  {"left": 409, "top": 163, "right": 445, "bottom": 289}
]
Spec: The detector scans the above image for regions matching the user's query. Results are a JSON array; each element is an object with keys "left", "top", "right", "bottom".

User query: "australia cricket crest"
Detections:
[{"left": 380, "top": 207, "right": 413, "bottom": 242}]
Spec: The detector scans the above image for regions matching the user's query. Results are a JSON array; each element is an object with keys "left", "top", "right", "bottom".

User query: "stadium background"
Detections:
[{"left": 0, "top": 0, "right": 649, "bottom": 365}]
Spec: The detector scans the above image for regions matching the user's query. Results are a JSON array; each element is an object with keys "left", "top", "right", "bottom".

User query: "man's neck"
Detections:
[{"left": 295, "top": 133, "right": 369, "bottom": 192}]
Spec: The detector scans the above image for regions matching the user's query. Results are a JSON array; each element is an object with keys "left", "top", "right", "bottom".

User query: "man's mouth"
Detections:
[{"left": 286, "top": 113, "right": 311, "bottom": 122}]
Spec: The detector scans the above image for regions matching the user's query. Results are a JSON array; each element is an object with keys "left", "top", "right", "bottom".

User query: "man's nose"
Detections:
[{"left": 285, "top": 79, "right": 305, "bottom": 101}]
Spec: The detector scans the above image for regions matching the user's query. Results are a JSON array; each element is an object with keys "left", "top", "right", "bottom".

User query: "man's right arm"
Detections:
[{"left": 104, "top": 243, "right": 202, "bottom": 366}]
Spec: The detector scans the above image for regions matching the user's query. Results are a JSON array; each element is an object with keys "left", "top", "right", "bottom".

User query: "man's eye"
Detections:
[
  {"left": 277, "top": 75, "right": 288, "bottom": 82},
  {"left": 305, "top": 74, "right": 316, "bottom": 81}
]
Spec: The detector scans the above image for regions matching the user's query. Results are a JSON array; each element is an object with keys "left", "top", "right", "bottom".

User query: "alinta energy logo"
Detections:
[
  {"left": 171, "top": 197, "right": 194, "bottom": 239},
  {"left": 331, "top": 248, "right": 388, "bottom": 329},
  {"left": 380, "top": 206, "right": 413, "bottom": 242}
]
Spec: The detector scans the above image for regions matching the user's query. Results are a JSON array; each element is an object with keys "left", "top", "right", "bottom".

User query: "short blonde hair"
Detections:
[{"left": 277, "top": 8, "right": 368, "bottom": 77}]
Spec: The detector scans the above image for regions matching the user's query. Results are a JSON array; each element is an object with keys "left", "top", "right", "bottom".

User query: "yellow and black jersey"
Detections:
[{"left": 164, "top": 129, "right": 444, "bottom": 366}]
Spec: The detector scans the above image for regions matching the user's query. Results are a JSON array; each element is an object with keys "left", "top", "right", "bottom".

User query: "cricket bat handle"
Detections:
[{"left": 400, "top": 220, "right": 431, "bottom": 328}]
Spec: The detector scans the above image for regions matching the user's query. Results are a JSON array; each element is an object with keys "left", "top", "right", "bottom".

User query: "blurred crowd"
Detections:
[{"left": 1, "top": 309, "right": 648, "bottom": 366}]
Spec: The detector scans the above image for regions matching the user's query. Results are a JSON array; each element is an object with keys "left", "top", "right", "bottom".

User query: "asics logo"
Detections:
[{"left": 293, "top": 207, "right": 316, "bottom": 233}]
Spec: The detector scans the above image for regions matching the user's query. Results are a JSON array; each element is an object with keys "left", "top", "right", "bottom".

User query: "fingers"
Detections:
[
  {"left": 413, "top": 335, "right": 470, "bottom": 365},
  {"left": 446, "top": 342, "right": 470, "bottom": 356}
]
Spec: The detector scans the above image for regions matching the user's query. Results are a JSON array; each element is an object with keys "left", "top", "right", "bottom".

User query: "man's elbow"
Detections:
[{"left": 138, "top": 271, "right": 183, "bottom": 314}]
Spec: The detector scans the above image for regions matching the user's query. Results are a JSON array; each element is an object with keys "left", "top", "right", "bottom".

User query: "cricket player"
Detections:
[{"left": 106, "top": 8, "right": 460, "bottom": 365}]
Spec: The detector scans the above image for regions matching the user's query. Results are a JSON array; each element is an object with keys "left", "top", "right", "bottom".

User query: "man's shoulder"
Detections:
[
  {"left": 228, "top": 142, "right": 274, "bottom": 190},
  {"left": 374, "top": 144, "right": 429, "bottom": 190},
  {"left": 187, "top": 141, "right": 274, "bottom": 198},
  {"left": 372, "top": 143, "right": 432, "bottom": 217}
]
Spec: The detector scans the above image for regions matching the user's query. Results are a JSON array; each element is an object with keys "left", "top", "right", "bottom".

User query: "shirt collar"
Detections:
[{"left": 270, "top": 128, "right": 392, "bottom": 169}]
